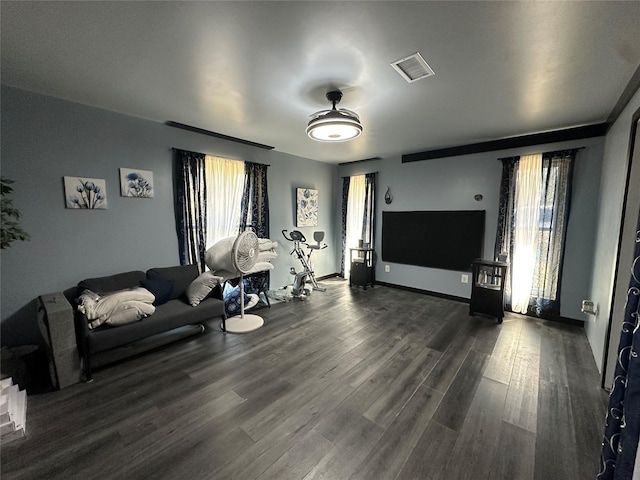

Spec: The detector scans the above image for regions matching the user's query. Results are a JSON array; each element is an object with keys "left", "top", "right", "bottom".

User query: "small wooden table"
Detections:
[
  {"left": 349, "top": 248, "right": 375, "bottom": 289},
  {"left": 469, "top": 259, "right": 508, "bottom": 323}
]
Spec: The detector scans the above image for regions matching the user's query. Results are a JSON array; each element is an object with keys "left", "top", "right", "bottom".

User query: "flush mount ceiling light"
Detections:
[{"left": 306, "top": 91, "right": 363, "bottom": 142}]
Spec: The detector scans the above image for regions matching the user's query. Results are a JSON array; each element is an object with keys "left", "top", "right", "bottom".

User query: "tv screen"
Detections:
[{"left": 382, "top": 210, "right": 485, "bottom": 271}]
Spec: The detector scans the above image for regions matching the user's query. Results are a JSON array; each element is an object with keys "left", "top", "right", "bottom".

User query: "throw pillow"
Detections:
[
  {"left": 186, "top": 271, "right": 222, "bottom": 307},
  {"left": 223, "top": 283, "right": 251, "bottom": 317},
  {"left": 146, "top": 265, "right": 198, "bottom": 300},
  {"left": 141, "top": 276, "right": 175, "bottom": 306}
]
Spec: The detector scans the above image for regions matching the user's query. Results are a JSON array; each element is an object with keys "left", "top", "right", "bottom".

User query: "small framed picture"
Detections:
[
  {"left": 120, "top": 168, "right": 154, "bottom": 198},
  {"left": 296, "top": 188, "right": 318, "bottom": 227},
  {"left": 64, "top": 176, "right": 107, "bottom": 209}
]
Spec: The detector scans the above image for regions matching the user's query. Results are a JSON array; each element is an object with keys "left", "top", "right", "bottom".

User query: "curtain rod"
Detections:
[
  {"left": 166, "top": 121, "right": 274, "bottom": 150},
  {"left": 497, "top": 146, "right": 585, "bottom": 161},
  {"left": 171, "top": 148, "right": 270, "bottom": 167},
  {"left": 341, "top": 171, "right": 379, "bottom": 179}
]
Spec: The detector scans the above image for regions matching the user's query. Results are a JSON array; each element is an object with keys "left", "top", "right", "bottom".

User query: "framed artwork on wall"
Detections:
[
  {"left": 120, "top": 168, "right": 154, "bottom": 198},
  {"left": 64, "top": 176, "right": 107, "bottom": 209},
  {"left": 296, "top": 188, "right": 318, "bottom": 227}
]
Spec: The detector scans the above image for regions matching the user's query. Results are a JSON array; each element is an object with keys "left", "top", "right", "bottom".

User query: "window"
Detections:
[
  {"left": 341, "top": 173, "right": 377, "bottom": 278},
  {"left": 495, "top": 150, "right": 577, "bottom": 317},
  {"left": 344, "top": 175, "right": 367, "bottom": 278},
  {"left": 204, "top": 155, "right": 244, "bottom": 248}
]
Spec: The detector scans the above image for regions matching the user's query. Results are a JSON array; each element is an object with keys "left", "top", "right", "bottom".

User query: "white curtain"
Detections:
[
  {"left": 344, "top": 174, "right": 366, "bottom": 278},
  {"left": 204, "top": 155, "right": 245, "bottom": 248},
  {"left": 510, "top": 153, "right": 542, "bottom": 313}
]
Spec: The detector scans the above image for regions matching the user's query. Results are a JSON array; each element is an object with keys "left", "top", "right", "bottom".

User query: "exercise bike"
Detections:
[{"left": 282, "top": 229, "right": 328, "bottom": 297}]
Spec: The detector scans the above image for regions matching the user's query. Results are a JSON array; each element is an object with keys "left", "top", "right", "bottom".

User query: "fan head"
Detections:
[{"left": 232, "top": 230, "right": 259, "bottom": 273}]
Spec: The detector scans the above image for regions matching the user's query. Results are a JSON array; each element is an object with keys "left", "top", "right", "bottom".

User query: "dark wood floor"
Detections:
[{"left": 1, "top": 278, "right": 608, "bottom": 480}]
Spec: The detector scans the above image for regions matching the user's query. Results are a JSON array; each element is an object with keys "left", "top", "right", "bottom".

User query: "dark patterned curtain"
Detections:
[
  {"left": 241, "top": 161, "right": 270, "bottom": 293},
  {"left": 598, "top": 208, "right": 640, "bottom": 480},
  {"left": 532, "top": 151, "right": 576, "bottom": 317},
  {"left": 494, "top": 149, "right": 577, "bottom": 318},
  {"left": 174, "top": 149, "right": 207, "bottom": 271},
  {"left": 494, "top": 156, "right": 519, "bottom": 309},
  {"left": 340, "top": 176, "right": 351, "bottom": 277},
  {"left": 241, "top": 162, "right": 269, "bottom": 237},
  {"left": 362, "top": 173, "right": 377, "bottom": 250}
]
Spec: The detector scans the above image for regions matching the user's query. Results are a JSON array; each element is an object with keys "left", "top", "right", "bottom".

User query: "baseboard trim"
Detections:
[
  {"left": 375, "top": 281, "right": 584, "bottom": 327},
  {"left": 374, "top": 281, "right": 469, "bottom": 304},
  {"left": 545, "top": 316, "right": 584, "bottom": 327},
  {"left": 317, "top": 273, "right": 341, "bottom": 281}
]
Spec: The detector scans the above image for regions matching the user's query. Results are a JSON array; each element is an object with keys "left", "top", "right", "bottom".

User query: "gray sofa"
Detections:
[{"left": 65, "top": 264, "right": 226, "bottom": 381}]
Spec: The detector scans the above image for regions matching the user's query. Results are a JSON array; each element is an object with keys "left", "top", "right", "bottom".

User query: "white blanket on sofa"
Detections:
[{"left": 77, "top": 287, "right": 155, "bottom": 329}]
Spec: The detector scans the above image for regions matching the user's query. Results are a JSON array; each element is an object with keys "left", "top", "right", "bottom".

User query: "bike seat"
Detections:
[{"left": 308, "top": 231, "right": 327, "bottom": 250}]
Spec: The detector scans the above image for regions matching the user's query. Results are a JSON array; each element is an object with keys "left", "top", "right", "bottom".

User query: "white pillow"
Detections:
[{"left": 186, "top": 271, "right": 223, "bottom": 307}]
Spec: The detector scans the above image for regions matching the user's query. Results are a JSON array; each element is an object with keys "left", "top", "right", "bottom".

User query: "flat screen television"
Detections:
[{"left": 382, "top": 210, "right": 485, "bottom": 271}]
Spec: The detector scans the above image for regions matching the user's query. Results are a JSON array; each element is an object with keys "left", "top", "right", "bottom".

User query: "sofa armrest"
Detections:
[
  {"left": 210, "top": 283, "right": 223, "bottom": 301},
  {"left": 73, "top": 309, "right": 91, "bottom": 354},
  {"left": 38, "top": 292, "right": 82, "bottom": 388}
]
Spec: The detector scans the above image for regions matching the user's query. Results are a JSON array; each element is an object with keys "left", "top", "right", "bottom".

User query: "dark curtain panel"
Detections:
[
  {"left": 174, "top": 149, "right": 207, "bottom": 271},
  {"left": 362, "top": 173, "right": 377, "bottom": 250},
  {"left": 340, "top": 176, "right": 351, "bottom": 277},
  {"left": 494, "top": 156, "right": 519, "bottom": 309},
  {"left": 241, "top": 161, "right": 270, "bottom": 293},
  {"left": 531, "top": 150, "right": 576, "bottom": 317},
  {"left": 494, "top": 150, "right": 577, "bottom": 319},
  {"left": 241, "top": 162, "right": 270, "bottom": 237},
  {"left": 598, "top": 208, "right": 640, "bottom": 480}
]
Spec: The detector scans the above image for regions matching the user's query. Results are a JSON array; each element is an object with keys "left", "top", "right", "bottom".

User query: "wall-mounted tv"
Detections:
[{"left": 382, "top": 210, "right": 485, "bottom": 271}]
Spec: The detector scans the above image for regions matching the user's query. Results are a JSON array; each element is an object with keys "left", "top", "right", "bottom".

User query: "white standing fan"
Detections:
[{"left": 226, "top": 230, "right": 264, "bottom": 333}]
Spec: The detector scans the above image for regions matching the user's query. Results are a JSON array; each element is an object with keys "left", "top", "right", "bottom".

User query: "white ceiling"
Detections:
[{"left": 2, "top": 1, "right": 639, "bottom": 164}]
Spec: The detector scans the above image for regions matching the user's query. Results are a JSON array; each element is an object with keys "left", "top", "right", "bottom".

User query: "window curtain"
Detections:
[
  {"left": 532, "top": 151, "right": 575, "bottom": 315},
  {"left": 494, "top": 149, "right": 577, "bottom": 318},
  {"left": 363, "top": 172, "right": 377, "bottom": 251},
  {"left": 175, "top": 149, "right": 208, "bottom": 271},
  {"left": 241, "top": 161, "right": 270, "bottom": 293},
  {"left": 340, "top": 177, "right": 350, "bottom": 277},
  {"left": 241, "top": 161, "right": 270, "bottom": 238},
  {"left": 598, "top": 208, "right": 640, "bottom": 480},
  {"left": 341, "top": 173, "right": 377, "bottom": 279},
  {"left": 205, "top": 155, "right": 245, "bottom": 247},
  {"left": 344, "top": 175, "right": 366, "bottom": 279},
  {"left": 511, "top": 153, "right": 543, "bottom": 313},
  {"left": 175, "top": 151, "right": 270, "bottom": 283}
]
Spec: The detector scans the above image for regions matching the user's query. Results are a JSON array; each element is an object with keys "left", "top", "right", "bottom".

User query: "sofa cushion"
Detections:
[
  {"left": 146, "top": 265, "right": 198, "bottom": 300},
  {"left": 78, "top": 271, "right": 146, "bottom": 296},
  {"left": 87, "top": 296, "right": 226, "bottom": 353},
  {"left": 141, "top": 276, "right": 175, "bottom": 306},
  {"left": 185, "top": 271, "right": 223, "bottom": 307}
]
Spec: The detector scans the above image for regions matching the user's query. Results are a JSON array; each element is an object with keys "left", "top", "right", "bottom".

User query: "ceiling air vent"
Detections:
[{"left": 391, "top": 52, "right": 435, "bottom": 83}]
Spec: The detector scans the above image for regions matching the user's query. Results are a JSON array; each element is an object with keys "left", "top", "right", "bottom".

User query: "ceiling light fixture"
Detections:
[{"left": 306, "top": 91, "right": 363, "bottom": 142}]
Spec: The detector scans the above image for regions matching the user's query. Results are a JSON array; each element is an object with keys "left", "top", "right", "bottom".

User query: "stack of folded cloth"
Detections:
[{"left": 205, "top": 237, "right": 278, "bottom": 281}]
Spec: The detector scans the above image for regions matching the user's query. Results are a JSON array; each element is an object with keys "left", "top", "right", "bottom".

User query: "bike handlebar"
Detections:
[{"left": 282, "top": 229, "right": 306, "bottom": 243}]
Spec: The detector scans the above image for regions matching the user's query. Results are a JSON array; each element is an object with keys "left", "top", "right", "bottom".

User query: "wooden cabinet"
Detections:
[
  {"left": 469, "top": 259, "right": 508, "bottom": 323},
  {"left": 349, "top": 248, "right": 375, "bottom": 289}
]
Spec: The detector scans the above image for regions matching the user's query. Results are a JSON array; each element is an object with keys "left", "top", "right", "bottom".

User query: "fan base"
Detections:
[{"left": 224, "top": 314, "right": 264, "bottom": 333}]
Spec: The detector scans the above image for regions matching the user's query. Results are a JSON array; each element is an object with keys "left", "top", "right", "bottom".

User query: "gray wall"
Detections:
[
  {"left": 2, "top": 82, "right": 620, "bottom": 371},
  {"left": 1, "top": 86, "right": 338, "bottom": 346},
  {"left": 338, "top": 136, "right": 605, "bottom": 321},
  {"left": 587, "top": 86, "right": 640, "bottom": 376}
]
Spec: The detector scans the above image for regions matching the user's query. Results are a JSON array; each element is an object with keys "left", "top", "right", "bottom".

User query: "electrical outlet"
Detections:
[
  {"left": 384, "top": 265, "right": 390, "bottom": 273},
  {"left": 461, "top": 274, "right": 469, "bottom": 284},
  {"left": 581, "top": 300, "right": 597, "bottom": 315}
]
